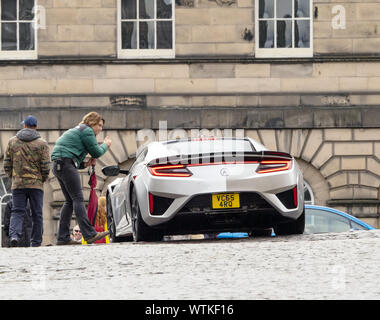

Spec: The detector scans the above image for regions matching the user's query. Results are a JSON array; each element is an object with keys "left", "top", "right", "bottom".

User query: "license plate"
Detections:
[{"left": 212, "top": 193, "right": 240, "bottom": 209}]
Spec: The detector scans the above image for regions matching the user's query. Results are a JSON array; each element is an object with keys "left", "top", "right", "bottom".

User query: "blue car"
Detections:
[
  {"left": 217, "top": 205, "right": 375, "bottom": 238},
  {"left": 303, "top": 205, "right": 375, "bottom": 234}
]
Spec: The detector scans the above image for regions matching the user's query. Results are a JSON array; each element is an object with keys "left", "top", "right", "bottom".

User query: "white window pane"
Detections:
[
  {"left": 259, "top": 0, "right": 274, "bottom": 18},
  {"left": 295, "top": 20, "right": 310, "bottom": 48},
  {"left": 19, "top": 0, "right": 35, "bottom": 20},
  {"left": 122, "top": 21, "right": 137, "bottom": 48},
  {"left": 157, "top": 0, "right": 172, "bottom": 19},
  {"left": 139, "top": 21, "right": 154, "bottom": 49},
  {"left": 19, "top": 22, "right": 34, "bottom": 50},
  {"left": 139, "top": 0, "right": 154, "bottom": 19},
  {"left": 259, "top": 20, "right": 274, "bottom": 48},
  {"left": 121, "top": 0, "right": 137, "bottom": 19},
  {"left": 157, "top": 21, "right": 172, "bottom": 49},
  {"left": 276, "top": 0, "right": 292, "bottom": 18},
  {"left": 1, "top": 0, "right": 17, "bottom": 20},
  {"left": 277, "top": 20, "right": 292, "bottom": 48},
  {"left": 1, "top": 23, "right": 17, "bottom": 50},
  {"left": 295, "top": 0, "right": 309, "bottom": 18}
]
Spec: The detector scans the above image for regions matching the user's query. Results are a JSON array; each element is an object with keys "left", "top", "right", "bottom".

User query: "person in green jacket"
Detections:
[{"left": 51, "top": 112, "right": 112, "bottom": 245}]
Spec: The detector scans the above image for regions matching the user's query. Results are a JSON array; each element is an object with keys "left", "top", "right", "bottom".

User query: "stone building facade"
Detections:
[{"left": 0, "top": 0, "right": 379, "bottom": 244}]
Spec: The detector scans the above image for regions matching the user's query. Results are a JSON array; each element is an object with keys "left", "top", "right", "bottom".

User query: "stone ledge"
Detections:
[
  {"left": 3, "top": 54, "right": 380, "bottom": 65},
  {"left": 327, "top": 199, "right": 380, "bottom": 206},
  {"left": 1, "top": 105, "right": 379, "bottom": 130},
  {"left": 1, "top": 93, "right": 380, "bottom": 109}
]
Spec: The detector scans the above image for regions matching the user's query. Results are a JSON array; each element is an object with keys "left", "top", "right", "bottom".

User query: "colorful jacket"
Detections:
[
  {"left": 51, "top": 124, "right": 108, "bottom": 168},
  {"left": 3, "top": 128, "right": 50, "bottom": 190}
]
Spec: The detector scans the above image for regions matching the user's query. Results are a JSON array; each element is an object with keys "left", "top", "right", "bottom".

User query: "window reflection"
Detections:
[
  {"left": 122, "top": 21, "right": 137, "bottom": 49},
  {"left": 258, "top": 0, "right": 311, "bottom": 51},
  {"left": 19, "top": 22, "right": 34, "bottom": 50},
  {"left": 295, "top": 0, "right": 309, "bottom": 18},
  {"left": 19, "top": 0, "right": 34, "bottom": 20},
  {"left": 276, "top": 0, "right": 292, "bottom": 18},
  {"left": 139, "top": 21, "right": 154, "bottom": 49},
  {"left": 157, "top": 0, "right": 172, "bottom": 19},
  {"left": 259, "top": 0, "right": 274, "bottom": 18},
  {"left": 1, "top": 23, "right": 17, "bottom": 50},
  {"left": 259, "top": 20, "right": 274, "bottom": 48},
  {"left": 139, "top": 0, "right": 154, "bottom": 19},
  {"left": 277, "top": 19, "right": 292, "bottom": 48},
  {"left": 1, "top": 0, "right": 17, "bottom": 20},
  {"left": 120, "top": 0, "right": 174, "bottom": 52},
  {"left": 295, "top": 20, "right": 310, "bottom": 48},
  {"left": 157, "top": 21, "right": 172, "bottom": 49},
  {"left": 121, "top": 0, "right": 136, "bottom": 19}
]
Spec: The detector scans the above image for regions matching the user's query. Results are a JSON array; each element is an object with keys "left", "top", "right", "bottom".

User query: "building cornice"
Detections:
[{"left": 2, "top": 54, "right": 380, "bottom": 66}]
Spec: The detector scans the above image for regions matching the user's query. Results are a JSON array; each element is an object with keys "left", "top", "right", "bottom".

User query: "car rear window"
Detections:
[{"left": 163, "top": 139, "right": 255, "bottom": 155}]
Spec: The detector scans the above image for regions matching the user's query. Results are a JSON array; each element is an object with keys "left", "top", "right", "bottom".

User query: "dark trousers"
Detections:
[
  {"left": 10, "top": 188, "right": 44, "bottom": 247},
  {"left": 52, "top": 159, "right": 97, "bottom": 242}
]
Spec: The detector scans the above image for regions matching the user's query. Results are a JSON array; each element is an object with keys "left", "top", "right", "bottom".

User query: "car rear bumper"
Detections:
[
  {"left": 135, "top": 161, "right": 304, "bottom": 227},
  {"left": 149, "top": 208, "right": 292, "bottom": 235},
  {"left": 147, "top": 192, "right": 300, "bottom": 235}
]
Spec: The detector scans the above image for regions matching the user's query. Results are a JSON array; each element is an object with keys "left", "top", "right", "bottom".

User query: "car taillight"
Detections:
[
  {"left": 256, "top": 160, "right": 292, "bottom": 174},
  {"left": 149, "top": 193, "right": 154, "bottom": 214},
  {"left": 148, "top": 164, "right": 192, "bottom": 177}
]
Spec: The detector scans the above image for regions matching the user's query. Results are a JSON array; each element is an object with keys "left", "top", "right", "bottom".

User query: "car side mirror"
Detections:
[{"left": 102, "top": 166, "right": 129, "bottom": 176}]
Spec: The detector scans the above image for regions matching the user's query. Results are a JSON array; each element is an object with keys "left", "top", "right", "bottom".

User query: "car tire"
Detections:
[
  {"left": 274, "top": 208, "right": 305, "bottom": 236},
  {"left": 131, "top": 189, "right": 163, "bottom": 242}
]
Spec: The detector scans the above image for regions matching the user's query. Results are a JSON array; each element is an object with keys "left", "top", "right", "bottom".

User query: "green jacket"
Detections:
[
  {"left": 3, "top": 128, "right": 50, "bottom": 190},
  {"left": 51, "top": 124, "right": 108, "bottom": 168}
]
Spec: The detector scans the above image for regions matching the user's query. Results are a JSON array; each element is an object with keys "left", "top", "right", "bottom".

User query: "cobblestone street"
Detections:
[{"left": 1, "top": 230, "right": 380, "bottom": 300}]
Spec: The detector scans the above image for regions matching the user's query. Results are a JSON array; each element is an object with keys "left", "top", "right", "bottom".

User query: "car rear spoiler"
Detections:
[{"left": 147, "top": 151, "right": 293, "bottom": 167}]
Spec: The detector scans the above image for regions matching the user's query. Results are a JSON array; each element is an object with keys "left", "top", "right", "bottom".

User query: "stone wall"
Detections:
[
  {"left": 33, "top": 0, "right": 380, "bottom": 58},
  {"left": 38, "top": 0, "right": 117, "bottom": 57},
  {"left": 1, "top": 125, "right": 379, "bottom": 244},
  {"left": 2, "top": 61, "right": 380, "bottom": 96},
  {"left": 1, "top": 0, "right": 380, "bottom": 244}
]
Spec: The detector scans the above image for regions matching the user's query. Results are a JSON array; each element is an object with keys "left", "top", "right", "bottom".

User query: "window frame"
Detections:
[
  {"left": 117, "top": 0, "right": 175, "bottom": 59},
  {"left": 0, "top": 0, "right": 38, "bottom": 60},
  {"left": 255, "top": 0, "right": 313, "bottom": 58},
  {"left": 304, "top": 180, "right": 314, "bottom": 205}
]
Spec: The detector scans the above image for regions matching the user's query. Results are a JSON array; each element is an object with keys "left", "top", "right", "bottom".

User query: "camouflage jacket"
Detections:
[{"left": 3, "top": 128, "right": 50, "bottom": 190}]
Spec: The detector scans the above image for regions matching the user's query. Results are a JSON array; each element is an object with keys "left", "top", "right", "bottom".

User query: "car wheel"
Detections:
[
  {"left": 131, "top": 189, "right": 163, "bottom": 242},
  {"left": 274, "top": 208, "right": 305, "bottom": 236}
]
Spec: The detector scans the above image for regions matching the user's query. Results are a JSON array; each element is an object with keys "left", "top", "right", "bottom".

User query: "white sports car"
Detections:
[{"left": 102, "top": 137, "right": 305, "bottom": 242}]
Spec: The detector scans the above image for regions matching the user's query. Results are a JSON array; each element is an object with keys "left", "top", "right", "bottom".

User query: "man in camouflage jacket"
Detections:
[{"left": 3, "top": 115, "right": 50, "bottom": 247}]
